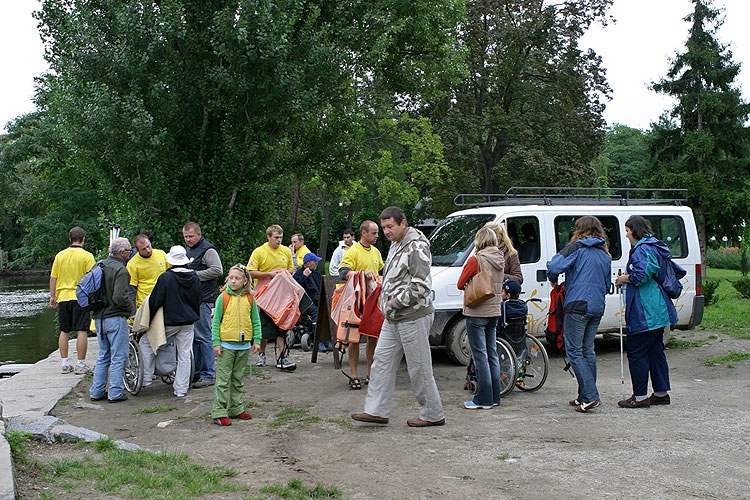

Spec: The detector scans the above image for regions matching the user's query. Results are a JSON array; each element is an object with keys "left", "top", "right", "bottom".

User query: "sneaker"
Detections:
[
  {"left": 74, "top": 363, "right": 93, "bottom": 375},
  {"left": 617, "top": 395, "right": 650, "bottom": 408},
  {"left": 192, "top": 378, "right": 214, "bottom": 388},
  {"left": 318, "top": 342, "right": 329, "bottom": 352},
  {"left": 214, "top": 417, "right": 232, "bottom": 426},
  {"left": 323, "top": 340, "right": 334, "bottom": 351},
  {"left": 174, "top": 392, "right": 186, "bottom": 398},
  {"left": 276, "top": 356, "right": 297, "bottom": 371},
  {"left": 255, "top": 352, "right": 266, "bottom": 367},
  {"left": 61, "top": 365, "right": 74, "bottom": 374},
  {"left": 231, "top": 411, "right": 252, "bottom": 420},
  {"left": 463, "top": 401, "right": 493, "bottom": 410},
  {"left": 141, "top": 381, "right": 152, "bottom": 388},
  {"left": 569, "top": 399, "right": 581, "bottom": 407},
  {"left": 649, "top": 393, "right": 671, "bottom": 405},
  {"left": 575, "top": 400, "right": 601, "bottom": 413},
  {"left": 90, "top": 392, "right": 107, "bottom": 402},
  {"left": 108, "top": 393, "right": 129, "bottom": 403}
]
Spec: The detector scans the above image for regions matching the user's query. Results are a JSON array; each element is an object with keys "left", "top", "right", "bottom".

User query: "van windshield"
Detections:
[{"left": 429, "top": 214, "right": 495, "bottom": 267}]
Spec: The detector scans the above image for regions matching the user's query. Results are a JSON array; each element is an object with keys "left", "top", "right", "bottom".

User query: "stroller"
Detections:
[{"left": 122, "top": 328, "right": 196, "bottom": 395}]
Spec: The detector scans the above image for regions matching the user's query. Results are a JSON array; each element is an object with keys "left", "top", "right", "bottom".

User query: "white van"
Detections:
[{"left": 427, "top": 188, "right": 705, "bottom": 365}]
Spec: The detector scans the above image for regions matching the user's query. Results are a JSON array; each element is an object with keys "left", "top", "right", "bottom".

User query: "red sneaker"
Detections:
[
  {"left": 232, "top": 411, "right": 252, "bottom": 420},
  {"left": 214, "top": 417, "right": 232, "bottom": 426}
]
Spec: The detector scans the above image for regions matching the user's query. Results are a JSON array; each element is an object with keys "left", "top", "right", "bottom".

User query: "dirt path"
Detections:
[{"left": 44, "top": 328, "right": 750, "bottom": 499}]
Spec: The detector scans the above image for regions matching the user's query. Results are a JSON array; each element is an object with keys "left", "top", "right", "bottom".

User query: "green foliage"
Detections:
[
  {"left": 596, "top": 124, "right": 649, "bottom": 188},
  {"left": 268, "top": 406, "right": 321, "bottom": 429},
  {"left": 666, "top": 338, "right": 709, "bottom": 349},
  {"left": 132, "top": 406, "right": 177, "bottom": 415},
  {"left": 259, "top": 479, "right": 342, "bottom": 500},
  {"left": 705, "top": 352, "right": 750, "bottom": 366},
  {"left": 6, "top": 431, "right": 32, "bottom": 464},
  {"left": 706, "top": 247, "right": 741, "bottom": 270},
  {"left": 702, "top": 278, "right": 720, "bottom": 306},
  {"left": 700, "top": 268, "right": 750, "bottom": 338},
  {"left": 740, "top": 226, "right": 750, "bottom": 275},
  {"left": 730, "top": 276, "right": 750, "bottom": 298},
  {"left": 647, "top": 0, "right": 750, "bottom": 255}
]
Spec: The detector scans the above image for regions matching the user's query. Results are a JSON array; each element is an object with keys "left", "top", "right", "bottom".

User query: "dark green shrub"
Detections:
[
  {"left": 731, "top": 276, "right": 750, "bottom": 299},
  {"left": 706, "top": 247, "right": 741, "bottom": 270},
  {"left": 703, "top": 278, "right": 720, "bottom": 306}
]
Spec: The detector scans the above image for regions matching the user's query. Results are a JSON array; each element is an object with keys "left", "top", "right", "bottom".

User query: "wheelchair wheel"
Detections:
[
  {"left": 516, "top": 335, "right": 549, "bottom": 392},
  {"left": 123, "top": 339, "right": 144, "bottom": 395},
  {"left": 163, "top": 349, "right": 198, "bottom": 385},
  {"left": 286, "top": 329, "right": 297, "bottom": 349},
  {"left": 496, "top": 338, "right": 517, "bottom": 396},
  {"left": 300, "top": 333, "right": 314, "bottom": 351},
  {"left": 467, "top": 379, "right": 478, "bottom": 395}
]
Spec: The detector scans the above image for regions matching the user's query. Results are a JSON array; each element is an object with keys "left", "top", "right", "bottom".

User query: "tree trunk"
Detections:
[
  {"left": 318, "top": 188, "right": 331, "bottom": 265},
  {"left": 290, "top": 180, "right": 300, "bottom": 231},
  {"left": 347, "top": 201, "right": 354, "bottom": 230},
  {"left": 695, "top": 204, "right": 707, "bottom": 272}
]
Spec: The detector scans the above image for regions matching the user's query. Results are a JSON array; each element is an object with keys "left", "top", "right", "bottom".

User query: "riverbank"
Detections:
[
  {"left": 6, "top": 326, "right": 749, "bottom": 499},
  {"left": 0, "top": 269, "right": 49, "bottom": 277}
]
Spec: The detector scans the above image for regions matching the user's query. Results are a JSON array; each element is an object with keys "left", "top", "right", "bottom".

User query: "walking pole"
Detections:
[{"left": 619, "top": 285, "right": 625, "bottom": 400}]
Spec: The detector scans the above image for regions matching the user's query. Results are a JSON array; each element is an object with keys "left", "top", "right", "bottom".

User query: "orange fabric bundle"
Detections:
[{"left": 253, "top": 271, "right": 305, "bottom": 330}]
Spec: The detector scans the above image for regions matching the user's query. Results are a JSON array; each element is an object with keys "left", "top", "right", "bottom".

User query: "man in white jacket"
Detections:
[{"left": 328, "top": 228, "right": 355, "bottom": 275}]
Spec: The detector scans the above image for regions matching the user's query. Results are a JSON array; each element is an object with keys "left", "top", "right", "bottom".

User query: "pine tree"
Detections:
[{"left": 648, "top": 0, "right": 750, "bottom": 262}]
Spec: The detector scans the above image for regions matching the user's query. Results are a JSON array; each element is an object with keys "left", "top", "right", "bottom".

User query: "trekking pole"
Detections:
[{"left": 618, "top": 284, "right": 625, "bottom": 400}]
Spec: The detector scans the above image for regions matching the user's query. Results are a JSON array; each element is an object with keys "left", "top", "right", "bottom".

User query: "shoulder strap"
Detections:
[{"left": 221, "top": 290, "right": 230, "bottom": 316}]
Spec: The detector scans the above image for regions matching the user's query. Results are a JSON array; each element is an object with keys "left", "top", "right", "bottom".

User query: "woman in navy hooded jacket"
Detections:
[
  {"left": 546, "top": 216, "right": 612, "bottom": 413},
  {"left": 614, "top": 215, "right": 675, "bottom": 408}
]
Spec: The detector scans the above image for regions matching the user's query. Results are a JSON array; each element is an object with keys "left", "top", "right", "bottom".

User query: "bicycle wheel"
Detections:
[
  {"left": 123, "top": 339, "right": 143, "bottom": 395},
  {"left": 516, "top": 334, "right": 549, "bottom": 392},
  {"left": 496, "top": 338, "right": 517, "bottom": 396}
]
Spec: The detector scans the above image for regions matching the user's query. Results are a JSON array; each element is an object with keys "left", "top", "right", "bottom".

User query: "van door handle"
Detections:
[{"left": 536, "top": 269, "right": 547, "bottom": 282}]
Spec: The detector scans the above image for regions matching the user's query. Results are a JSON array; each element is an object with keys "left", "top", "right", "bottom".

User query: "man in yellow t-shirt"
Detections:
[
  {"left": 49, "top": 226, "right": 96, "bottom": 375},
  {"left": 290, "top": 233, "right": 311, "bottom": 270},
  {"left": 127, "top": 233, "right": 169, "bottom": 311},
  {"left": 247, "top": 224, "right": 296, "bottom": 370},
  {"left": 338, "top": 220, "right": 384, "bottom": 389}
]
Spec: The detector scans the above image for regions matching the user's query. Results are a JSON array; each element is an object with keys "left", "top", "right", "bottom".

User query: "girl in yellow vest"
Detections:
[{"left": 211, "top": 264, "right": 261, "bottom": 426}]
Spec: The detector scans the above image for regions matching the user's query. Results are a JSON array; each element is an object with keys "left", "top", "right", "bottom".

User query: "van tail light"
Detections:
[{"left": 695, "top": 264, "right": 702, "bottom": 295}]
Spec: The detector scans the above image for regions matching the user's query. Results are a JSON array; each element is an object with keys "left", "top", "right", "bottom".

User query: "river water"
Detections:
[{"left": 0, "top": 274, "right": 59, "bottom": 365}]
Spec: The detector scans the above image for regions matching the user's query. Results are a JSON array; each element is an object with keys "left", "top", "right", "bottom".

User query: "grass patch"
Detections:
[
  {"left": 261, "top": 398, "right": 274, "bottom": 402},
  {"left": 666, "top": 338, "right": 709, "bottom": 349},
  {"left": 40, "top": 443, "right": 246, "bottom": 499},
  {"left": 268, "top": 407, "right": 321, "bottom": 429},
  {"left": 244, "top": 401, "right": 262, "bottom": 409},
  {"left": 701, "top": 269, "right": 750, "bottom": 339},
  {"left": 705, "top": 352, "right": 750, "bottom": 366},
  {"left": 132, "top": 406, "right": 177, "bottom": 415},
  {"left": 245, "top": 365, "right": 269, "bottom": 378},
  {"left": 259, "top": 479, "right": 342, "bottom": 499},
  {"left": 325, "top": 418, "right": 353, "bottom": 429},
  {"left": 6, "top": 431, "right": 32, "bottom": 464},
  {"left": 82, "top": 373, "right": 93, "bottom": 381}
]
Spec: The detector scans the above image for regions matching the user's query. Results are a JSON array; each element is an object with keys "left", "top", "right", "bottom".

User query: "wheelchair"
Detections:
[
  {"left": 123, "top": 328, "right": 196, "bottom": 395},
  {"left": 286, "top": 310, "right": 316, "bottom": 352}
]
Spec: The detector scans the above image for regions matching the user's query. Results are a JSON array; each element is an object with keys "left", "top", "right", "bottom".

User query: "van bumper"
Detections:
[
  {"left": 429, "top": 309, "right": 460, "bottom": 346},
  {"left": 689, "top": 295, "right": 704, "bottom": 328}
]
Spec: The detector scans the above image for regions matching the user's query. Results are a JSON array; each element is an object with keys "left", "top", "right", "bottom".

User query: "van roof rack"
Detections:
[{"left": 454, "top": 187, "right": 688, "bottom": 207}]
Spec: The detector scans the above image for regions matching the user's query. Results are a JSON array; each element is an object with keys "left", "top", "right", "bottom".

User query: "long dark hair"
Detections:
[
  {"left": 625, "top": 215, "right": 653, "bottom": 240},
  {"left": 569, "top": 216, "right": 610, "bottom": 255}
]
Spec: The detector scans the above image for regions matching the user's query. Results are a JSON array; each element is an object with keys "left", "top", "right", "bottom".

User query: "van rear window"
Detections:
[
  {"left": 554, "top": 216, "right": 622, "bottom": 260},
  {"left": 429, "top": 214, "right": 495, "bottom": 266},
  {"left": 642, "top": 216, "right": 687, "bottom": 258}
]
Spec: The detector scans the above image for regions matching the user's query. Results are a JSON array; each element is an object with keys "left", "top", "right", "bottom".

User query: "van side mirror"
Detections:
[{"left": 536, "top": 269, "right": 547, "bottom": 282}]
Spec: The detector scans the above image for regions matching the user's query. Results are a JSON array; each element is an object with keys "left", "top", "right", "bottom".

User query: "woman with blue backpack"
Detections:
[{"left": 615, "top": 215, "right": 678, "bottom": 409}]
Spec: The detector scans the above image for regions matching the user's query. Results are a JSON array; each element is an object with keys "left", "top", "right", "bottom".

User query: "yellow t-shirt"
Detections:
[
  {"left": 340, "top": 242, "right": 384, "bottom": 274},
  {"left": 50, "top": 246, "right": 96, "bottom": 303},
  {"left": 294, "top": 245, "right": 311, "bottom": 268},
  {"left": 127, "top": 248, "right": 169, "bottom": 308},
  {"left": 247, "top": 243, "right": 294, "bottom": 285}
]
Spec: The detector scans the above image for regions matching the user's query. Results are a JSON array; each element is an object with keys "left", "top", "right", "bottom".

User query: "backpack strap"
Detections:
[{"left": 221, "top": 290, "right": 254, "bottom": 317}]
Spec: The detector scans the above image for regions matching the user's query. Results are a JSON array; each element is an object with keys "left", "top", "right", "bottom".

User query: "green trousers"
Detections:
[{"left": 211, "top": 348, "right": 250, "bottom": 419}]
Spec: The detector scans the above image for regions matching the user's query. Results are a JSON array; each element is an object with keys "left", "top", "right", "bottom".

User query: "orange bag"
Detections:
[
  {"left": 253, "top": 272, "right": 305, "bottom": 330},
  {"left": 332, "top": 271, "right": 368, "bottom": 345},
  {"left": 359, "top": 283, "right": 384, "bottom": 338}
]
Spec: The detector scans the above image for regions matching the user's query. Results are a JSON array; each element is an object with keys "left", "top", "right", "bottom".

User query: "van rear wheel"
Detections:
[{"left": 446, "top": 320, "right": 471, "bottom": 366}]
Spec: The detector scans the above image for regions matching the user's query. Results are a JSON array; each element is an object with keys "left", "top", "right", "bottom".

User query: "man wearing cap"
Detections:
[
  {"left": 293, "top": 252, "right": 326, "bottom": 350},
  {"left": 182, "top": 222, "right": 223, "bottom": 388},
  {"left": 144, "top": 245, "right": 201, "bottom": 397}
]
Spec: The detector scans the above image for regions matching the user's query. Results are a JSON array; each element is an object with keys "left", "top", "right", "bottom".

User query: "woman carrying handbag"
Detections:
[{"left": 457, "top": 226, "right": 505, "bottom": 410}]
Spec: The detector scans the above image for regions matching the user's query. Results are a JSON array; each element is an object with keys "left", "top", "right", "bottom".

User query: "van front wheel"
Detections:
[{"left": 446, "top": 320, "right": 471, "bottom": 366}]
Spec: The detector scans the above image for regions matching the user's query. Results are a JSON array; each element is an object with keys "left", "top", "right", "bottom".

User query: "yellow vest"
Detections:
[{"left": 220, "top": 291, "right": 256, "bottom": 342}]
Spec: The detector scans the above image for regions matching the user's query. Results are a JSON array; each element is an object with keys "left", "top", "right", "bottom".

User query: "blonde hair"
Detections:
[
  {"left": 570, "top": 216, "right": 610, "bottom": 256},
  {"left": 474, "top": 226, "right": 498, "bottom": 251},
  {"left": 484, "top": 221, "right": 517, "bottom": 256},
  {"left": 223, "top": 264, "right": 250, "bottom": 294},
  {"left": 266, "top": 224, "right": 283, "bottom": 237}
]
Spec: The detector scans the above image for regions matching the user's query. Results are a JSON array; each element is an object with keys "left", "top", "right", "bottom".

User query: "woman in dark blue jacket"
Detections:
[
  {"left": 615, "top": 215, "right": 675, "bottom": 408},
  {"left": 546, "top": 216, "right": 612, "bottom": 413}
]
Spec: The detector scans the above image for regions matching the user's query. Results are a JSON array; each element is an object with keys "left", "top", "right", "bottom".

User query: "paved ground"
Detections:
[{"left": 37, "top": 327, "right": 750, "bottom": 500}]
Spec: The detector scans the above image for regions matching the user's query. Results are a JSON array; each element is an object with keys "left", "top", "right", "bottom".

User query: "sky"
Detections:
[{"left": 1, "top": 0, "right": 749, "bottom": 134}]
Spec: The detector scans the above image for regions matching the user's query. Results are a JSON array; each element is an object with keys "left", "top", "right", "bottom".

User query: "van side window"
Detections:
[
  {"left": 643, "top": 216, "right": 687, "bottom": 258},
  {"left": 429, "top": 214, "right": 495, "bottom": 266},
  {"left": 554, "top": 216, "right": 622, "bottom": 260},
  {"left": 507, "top": 217, "right": 540, "bottom": 264}
]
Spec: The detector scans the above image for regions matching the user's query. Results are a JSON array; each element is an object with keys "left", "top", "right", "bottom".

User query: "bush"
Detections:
[
  {"left": 731, "top": 276, "right": 750, "bottom": 298},
  {"left": 706, "top": 247, "right": 741, "bottom": 270},
  {"left": 703, "top": 278, "right": 720, "bottom": 306}
]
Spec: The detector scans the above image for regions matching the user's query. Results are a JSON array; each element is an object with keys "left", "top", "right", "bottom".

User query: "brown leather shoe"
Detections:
[
  {"left": 649, "top": 393, "right": 671, "bottom": 405},
  {"left": 618, "top": 395, "right": 650, "bottom": 408},
  {"left": 351, "top": 412, "right": 388, "bottom": 424},
  {"left": 406, "top": 417, "right": 445, "bottom": 427},
  {"left": 569, "top": 399, "right": 580, "bottom": 407}
]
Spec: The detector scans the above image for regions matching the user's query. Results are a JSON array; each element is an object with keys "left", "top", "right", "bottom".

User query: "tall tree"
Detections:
[
  {"left": 429, "top": 0, "right": 611, "bottom": 208},
  {"left": 648, "top": 0, "right": 750, "bottom": 261},
  {"left": 592, "top": 124, "right": 649, "bottom": 189}
]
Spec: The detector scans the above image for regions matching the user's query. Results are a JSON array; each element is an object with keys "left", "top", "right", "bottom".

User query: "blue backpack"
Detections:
[
  {"left": 656, "top": 254, "right": 687, "bottom": 300},
  {"left": 76, "top": 261, "right": 108, "bottom": 311}
]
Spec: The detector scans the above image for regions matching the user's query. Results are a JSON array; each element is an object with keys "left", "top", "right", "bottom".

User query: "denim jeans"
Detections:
[
  {"left": 626, "top": 328, "right": 670, "bottom": 397},
  {"left": 90, "top": 316, "right": 129, "bottom": 400},
  {"left": 466, "top": 316, "right": 501, "bottom": 406},
  {"left": 563, "top": 313, "right": 601, "bottom": 403},
  {"left": 193, "top": 302, "right": 215, "bottom": 380}
]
